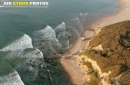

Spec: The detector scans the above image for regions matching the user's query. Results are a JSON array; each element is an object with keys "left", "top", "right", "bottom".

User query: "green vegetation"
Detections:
[{"left": 78, "top": 20, "right": 130, "bottom": 85}]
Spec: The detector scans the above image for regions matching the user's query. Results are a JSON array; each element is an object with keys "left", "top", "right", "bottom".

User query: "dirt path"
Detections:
[{"left": 60, "top": 57, "right": 87, "bottom": 85}]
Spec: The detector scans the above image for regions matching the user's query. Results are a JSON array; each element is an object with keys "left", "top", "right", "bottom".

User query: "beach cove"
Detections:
[
  {"left": 0, "top": 0, "right": 125, "bottom": 85},
  {"left": 60, "top": 0, "right": 130, "bottom": 85}
]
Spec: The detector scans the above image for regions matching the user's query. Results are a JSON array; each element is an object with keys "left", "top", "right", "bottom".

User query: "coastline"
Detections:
[
  {"left": 68, "top": 0, "right": 130, "bottom": 55},
  {"left": 91, "top": 0, "right": 130, "bottom": 31},
  {"left": 60, "top": 0, "right": 130, "bottom": 85}
]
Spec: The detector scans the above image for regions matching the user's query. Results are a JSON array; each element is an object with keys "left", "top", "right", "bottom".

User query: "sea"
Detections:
[
  {"left": 0, "top": 0, "right": 120, "bottom": 37},
  {"left": 0, "top": 0, "right": 120, "bottom": 84}
]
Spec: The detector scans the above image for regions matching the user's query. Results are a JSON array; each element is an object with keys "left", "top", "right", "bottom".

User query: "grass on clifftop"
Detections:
[{"left": 78, "top": 20, "right": 130, "bottom": 85}]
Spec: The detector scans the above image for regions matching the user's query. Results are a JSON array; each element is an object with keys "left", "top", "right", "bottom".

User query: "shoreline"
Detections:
[
  {"left": 68, "top": 0, "right": 130, "bottom": 55},
  {"left": 91, "top": 0, "right": 130, "bottom": 31},
  {"left": 60, "top": 0, "right": 130, "bottom": 85}
]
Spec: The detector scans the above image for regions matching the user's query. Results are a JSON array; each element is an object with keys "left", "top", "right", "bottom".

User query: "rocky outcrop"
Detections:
[{"left": 77, "top": 21, "right": 130, "bottom": 85}]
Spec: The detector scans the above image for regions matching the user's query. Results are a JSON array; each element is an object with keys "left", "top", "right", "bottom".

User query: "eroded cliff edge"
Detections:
[{"left": 76, "top": 21, "right": 130, "bottom": 85}]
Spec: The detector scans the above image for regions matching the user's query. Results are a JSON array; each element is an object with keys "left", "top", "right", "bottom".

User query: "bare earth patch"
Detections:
[{"left": 60, "top": 57, "right": 87, "bottom": 85}]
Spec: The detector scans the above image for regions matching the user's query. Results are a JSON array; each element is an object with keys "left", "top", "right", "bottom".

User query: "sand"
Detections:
[
  {"left": 60, "top": 58, "right": 86, "bottom": 85},
  {"left": 60, "top": 0, "right": 130, "bottom": 85},
  {"left": 91, "top": 0, "right": 130, "bottom": 31},
  {"left": 69, "top": 30, "right": 95, "bottom": 55}
]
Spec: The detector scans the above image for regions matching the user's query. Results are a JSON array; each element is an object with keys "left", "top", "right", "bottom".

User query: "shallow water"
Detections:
[{"left": 0, "top": 0, "right": 120, "bottom": 84}]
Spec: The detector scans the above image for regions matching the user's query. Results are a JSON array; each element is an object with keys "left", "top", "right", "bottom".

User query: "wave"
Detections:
[
  {"left": 0, "top": 70, "right": 24, "bottom": 85},
  {"left": 4, "top": 48, "right": 43, "bottom": 59},
  {"left": 70, "top": 17, "right": 83, "bottom": 34},
  {"left": 0, "top": 48, "right": 44, "bottom": 84},
  {"left": 0, "top": 6, "right": 4, "bottom": 8},
  {"left": 79, "top": 13, "right": 88, "bottom": 24},
  {"left": 33, "top": 25, "right": 58, "bottom": 41},
  {"left": 0, "top": 34, "right": 33, "bottom": 51},
  {"left": 54, "top": 22, "right": 69, "bottom": 49},
  {"left": 32, "top": 25, "right": 64, "bottom": 57},
  {"left": 0, "top": 30, "right": 44, "bottom": 84},
  {"left": 54, "top": 22, "right": 66, "bottom": 32}
]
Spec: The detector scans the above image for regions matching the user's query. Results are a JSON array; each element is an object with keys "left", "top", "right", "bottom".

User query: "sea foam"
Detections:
[
  {"left": 0, "top": 34, "right": 33, "bottom": 51},
  {"left": 0, "top": 70, "right": 24, "bottom": 85},
  {"left": 5, "top": 48, "right": 43, "bottom": 59},
  {"left": 54, "top": 22, "right": 69, "bottom": 49}
]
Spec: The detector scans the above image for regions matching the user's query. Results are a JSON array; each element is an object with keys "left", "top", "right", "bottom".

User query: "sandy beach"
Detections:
[
  {"left": 60, "top": 0, "right": 130, "bottom": 85},
  {"left": 91, "top": 0, "right": 130, "bottom": 31}
]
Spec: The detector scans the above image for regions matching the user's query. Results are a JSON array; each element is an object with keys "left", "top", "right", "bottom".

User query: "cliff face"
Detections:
[{"left": 77, "top": 21, "right": 130, "bottom": 85}]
